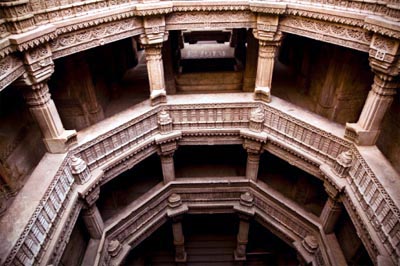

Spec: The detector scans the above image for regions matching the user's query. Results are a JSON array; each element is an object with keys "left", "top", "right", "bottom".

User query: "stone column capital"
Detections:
[
  {"left": 80, "top": 186, "right": 101, "bottom": 208},
  {"left": 139, "top": 15, "right": 168, "bottom": 45},
  {"left": 22, "top": 43, "right": 54, "bottom": 85},
  {"left": 369, "top": 34, "right": 400, "bottom": 77}
]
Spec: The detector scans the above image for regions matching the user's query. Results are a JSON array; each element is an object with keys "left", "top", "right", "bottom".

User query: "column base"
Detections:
[
  {"left": 345, "top": 122, "right": 380, "bottom": 146},
  {"left": 150, "top": 89, "right": 167, "bottom": 106},
  {"left": 175, "top": 251, "right": 187, "bottom": 263},
  {"left": 254, "top": 87, "right": 271, "bottom": 103},
  {"left": 44, "top": 129, "right": 77, "bottom": 153},
  {"left": 233, "top": 250, "right": 246, "bottom": 261}
]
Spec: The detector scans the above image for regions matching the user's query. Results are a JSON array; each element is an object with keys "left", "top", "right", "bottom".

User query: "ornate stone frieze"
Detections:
[
  {"left": 0, "top": 0, "right": 35, "bottom": 34},
  {"left": 280, "top": 16, "right": 372, "bottom": 52},
  {"left": 0, "top": 54, "right": 24, "bottom": 91},
  {"left": 50, "top": 17, "right": 143, "bottom": 59},
  {"left": 165, "top": 11, "right": 256, "bottom": 31}
]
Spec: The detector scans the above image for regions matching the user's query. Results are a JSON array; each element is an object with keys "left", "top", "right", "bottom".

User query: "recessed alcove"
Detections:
[
  {"left": 97, "top": 153, "right": 163, "bottom": 220},
  {"left": 273, "top": 34, "right": 373, "bottom": 125},
  {"left": 258, "top": 152, "right": 328, "bottom": 216},
  {"left": 335, "top": 209, "right": 373, "bottom": 265},
  {"left": 50, "top": 37, "right": 148, "bottom": 131},
  {"left": 174, "top": 145, "right": 247, "bottom": 178}
]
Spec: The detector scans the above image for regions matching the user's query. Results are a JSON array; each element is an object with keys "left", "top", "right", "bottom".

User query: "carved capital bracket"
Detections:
[
  {"left": 79, "top": 185, "right": 101, "bottom": 208},
  {"left": 253, "top": 14, "right": 281, "bottom": 42},
  {"left": 369, "top": 34, "right": 400, "bottom": 77},
  {"left": 21, "top": 43, "right": 54, "bottom": 85},
  {"left": 140, "top": 15, "right": 168, "bottom": 45},
  {"left": 155, "top": 131, "right": 182, "bottom": 156}
]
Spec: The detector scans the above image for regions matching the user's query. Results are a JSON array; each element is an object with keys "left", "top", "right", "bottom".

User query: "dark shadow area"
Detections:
[
  {"left": 258, "top": 152, "right": 327, "bottom": 216},
  {"left": 97, "top": 153, "right": 163, "bottom": 220},
  {"left": 175, "top": 145, "right": 247, "bottom": 178}
]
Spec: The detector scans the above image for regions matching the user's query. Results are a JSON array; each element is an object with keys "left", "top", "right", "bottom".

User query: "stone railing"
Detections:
[
  {"left": 1, "top": 97, "right": 399, "bottom": 265},
  {"left": 2, "top": 157, "right": 75, "bottom": 266},
  {"left": 102, "top": 179, "right": 326, "bottom": 265}
]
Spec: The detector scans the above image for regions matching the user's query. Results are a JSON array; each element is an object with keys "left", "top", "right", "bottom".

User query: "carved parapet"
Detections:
[
  {"left": 70, "top": 156, "right": 91, "bottom": 185},
  {"left": 158, "top": 110, "right": 173, "bottom": 134},
  {"left": 333, "top": 150, "right": 353, "bottom": 178},
  {"left": 0, "top": 0, "right": 35, "bottom": 34}
]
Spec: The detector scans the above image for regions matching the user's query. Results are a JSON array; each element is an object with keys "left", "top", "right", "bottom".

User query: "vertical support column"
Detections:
[
  {"left": 243, "top": 29, "right": 259, "bottom": 92},
  {"left": 155, "top": 110, "right": 182, "bottom": 184},
  {"left": 320, "top": 197, "right": 343, "bottom": 234},
  {"left": 320, "top": 181, "right": 344, "bottom": 234},
  {"left": 246, "top": 152, "right": 261, "bottom": 182},
  {"left": 160, "top": 152, "right": 175, "bottom": 183},
  {"left": 80, "top": 187, "right": 104, "bottom": 239},
  {"left": 233, "top": 192, "right": 255, "bottom": 262},
  {"left": 23, "top": 82, "right": 77, "bottom": 153},
  {"left": 82, "top": 203, "right": 104, "bottom": 239},
  {"left": 241, "top": 107, "right": 267, "bottom": 181},
  {"left": 163, "top": 36, "right": 177, "bottom": 94},
  {"left": 140, "top": 15, "right": 169, "bottom": 106},
  {"left": 252, "top": 15, "right": 282, "bottom": 103},
  {"left": 345, "top": 34, "right": 399, "bottom": 145},
  {"left": 18, "top": 44, "right": 77, "bottom": 153},
  {"left": 143, "top": 44, "right": 167, "bottom": 105},
  {"left": 167, "top": 194, "right": 188, "bottom": 264}
]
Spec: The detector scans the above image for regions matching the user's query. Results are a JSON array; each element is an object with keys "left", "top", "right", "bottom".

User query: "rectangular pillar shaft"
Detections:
[{"left": 82, "top": 204, "right": 104, "bottom": 239}]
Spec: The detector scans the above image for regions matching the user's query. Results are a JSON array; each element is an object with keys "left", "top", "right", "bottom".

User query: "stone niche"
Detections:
[{"left": 275, "top": 34, "right": 373, "bottom": 124}]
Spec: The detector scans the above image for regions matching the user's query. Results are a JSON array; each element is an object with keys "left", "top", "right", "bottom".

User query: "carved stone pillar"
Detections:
[
  {"left": 155, "top": 110, "right": 182, "bottom": 184},
  {"left": 82, "top": 204, "right": 104, "bottom": 239},
  {"left": 345, "top": 34, "right": 399, "bottom": 145},
  {"left": 243, "top": 29, "right": 259, "bottom": 92},
  {"left": 81, "top": 187, "right": 104, "bottom": 239},
  {"left": 252, "top": 15, "right": 282, "bottom": 102},
  {"left": 18, "top": 44, "right": 77, "bottom": 153},
  {"left": 241, "top": 107, "right": 267, "bottom": 181},
  {"left": 320, "top": 181, "right": 343, "bottom": 234},
  {"left": 22, "top": 82, "right": 77, "bottom": 153},
  {"left": 233, "top": 192, "right": 255, "bottom": 261},
  {"left": 167, "top": 194, "right": 188, "bottom": 263},
  {"left": 140, "top": 15, "right": 168, "bottom": 106}
]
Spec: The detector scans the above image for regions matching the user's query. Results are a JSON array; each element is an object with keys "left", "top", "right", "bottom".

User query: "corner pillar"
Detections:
[
  {"left": 233, "top": 192, "right": 255, "bottom": 262},
  {"left": 345, "top": 34, "right": 399, "bottom": 145},
  {"left": 81, "top": 187, "right": 103, "bottom": 239},
  {"left": 167, "top": 194, "right": 188, "bottom": 264},
  {"left": 320, "top": 181, "right": 344, "bottom": 234},
  {"left": 155, "top": 110, "right": 182, "bottom": 184},
  {"left": 243, "top": 29, "right": 259, "bottom": 92},
  {"left": 240, "top": 107, "right": 267, "bottom": 181},
  {"left": 252, "top": 15, "right": 282, "bottom": 102}
]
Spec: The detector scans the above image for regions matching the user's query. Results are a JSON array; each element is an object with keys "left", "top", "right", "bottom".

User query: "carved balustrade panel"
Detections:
[
  {"left": 3, "top": 159, "right": 75, "bottom": 266},
  {"left": 348, "top": 150, "right": 400, "bottom": 261},
  {"left": 75, "top": 111, "right": 159, "bottom": 170}
]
